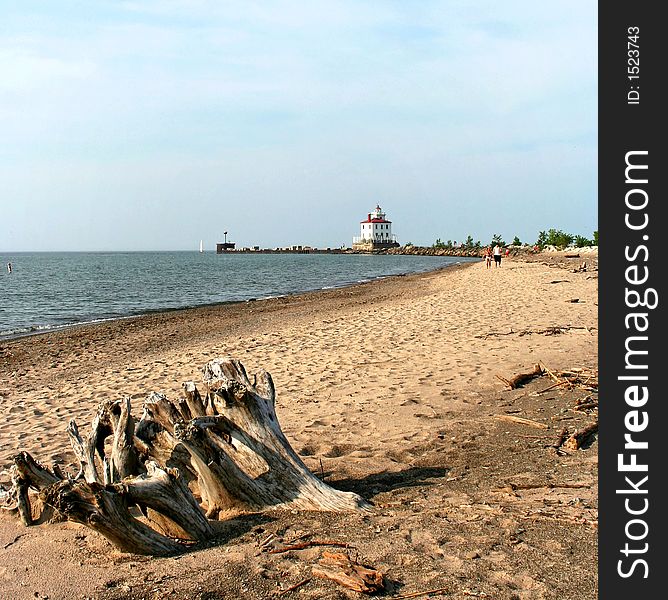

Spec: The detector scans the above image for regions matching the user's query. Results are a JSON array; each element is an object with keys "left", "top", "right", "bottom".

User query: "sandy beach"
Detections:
[{"left": 0, "top": 251, "right": 598, "bottom": 600}]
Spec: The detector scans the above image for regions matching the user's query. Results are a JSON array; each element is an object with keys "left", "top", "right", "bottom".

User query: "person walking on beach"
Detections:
[
  {"left": 484, "top": 247, "right": 492, "bottom": 269},
  {"left": 493, "top": 244, "right": 502, "bottom": 267}
]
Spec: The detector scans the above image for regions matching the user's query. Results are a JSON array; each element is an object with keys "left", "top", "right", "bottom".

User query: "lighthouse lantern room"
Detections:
[{"left": 352, "top": 204, "right": 399, "bottom": 250}]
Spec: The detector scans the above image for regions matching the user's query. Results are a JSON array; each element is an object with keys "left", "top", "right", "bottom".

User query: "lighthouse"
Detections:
[{"left": 352, "top": 204, "right": 399, "bottom": 250}]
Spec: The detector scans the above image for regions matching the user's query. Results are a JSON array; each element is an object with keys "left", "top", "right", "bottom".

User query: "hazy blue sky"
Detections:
[{"left": 1, "top": 1, "right": 596, "bottom": 251}]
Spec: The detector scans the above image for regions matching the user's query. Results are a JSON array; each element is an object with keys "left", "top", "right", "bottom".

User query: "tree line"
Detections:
[{"left": 427, "top": 229, "right": 598, "bottom": 251}]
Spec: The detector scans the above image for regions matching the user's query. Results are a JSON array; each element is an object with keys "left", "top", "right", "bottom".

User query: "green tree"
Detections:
[
  {"left": 574, "top": 235, "right": 591, "bottom": 247},
  {"left": 433, "top": 238, "right": 446, "bottom": 249},
  {"left": 491, "top": 233, "right": 505, "bottom": 247},
  {"left": 593, "top": 231, "right": 599, "bottom": 245},
  {"left": 536, "top": 231, "right": 548, "bottom": 249},
  {"left": 464, "top": 235, "right": 474, "bottom": 248},
  {"left": 545, "top": 229, "right": 574, "bottom": 248},
  {"left": 512, "top": 236, "right": 521, "bottom": 246}
]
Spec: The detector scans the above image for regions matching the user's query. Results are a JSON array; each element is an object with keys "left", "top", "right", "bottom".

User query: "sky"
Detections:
[{"left": 0, "top": 1, "right": 597, "bottom": 252}]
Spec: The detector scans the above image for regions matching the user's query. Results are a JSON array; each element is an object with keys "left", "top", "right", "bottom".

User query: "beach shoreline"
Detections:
[
  {"left": 0, "top": 251, "right": 598, "bottom": 600},
  {"left": 0, "top": 259, "right": 474, "bottom": 343},
  {"left": 0, "top": 252, "right": 480, "bottom": 342}
]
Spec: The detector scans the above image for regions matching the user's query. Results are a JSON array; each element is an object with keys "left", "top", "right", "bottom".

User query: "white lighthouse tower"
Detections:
[{"left": 352, "top": 204, "right": 399, "bottom": 250}]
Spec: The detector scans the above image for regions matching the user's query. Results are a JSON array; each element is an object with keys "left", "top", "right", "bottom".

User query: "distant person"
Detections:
[
  {"left": 493, "top": 244, "right": 502, "bottom": 267},
  {"left": 6, "top": 262, "right": 12, "bottom": 274},
  {"left": 505, "top": 248, "right": 510, "bottom": 257},
  {"left": 484, "top": 247, "right": 492, "bottom": 269}
]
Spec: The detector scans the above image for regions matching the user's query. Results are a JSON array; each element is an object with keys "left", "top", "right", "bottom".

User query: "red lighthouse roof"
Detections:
[
  {"left": 361, "top": 204, "right": 391, "bottom": 224},
  {"left": 361, "top": 216, "right": 391, "bottom": 223}
]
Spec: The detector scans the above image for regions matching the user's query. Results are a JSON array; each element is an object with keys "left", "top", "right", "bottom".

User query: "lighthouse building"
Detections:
[{"left": 352, "top": 204, "right": 399, "bottom": 250}]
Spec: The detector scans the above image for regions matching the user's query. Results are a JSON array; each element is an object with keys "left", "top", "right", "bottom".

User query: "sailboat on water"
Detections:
[{"left": 199, "top": 240, "right": 204, "bottom": 253}]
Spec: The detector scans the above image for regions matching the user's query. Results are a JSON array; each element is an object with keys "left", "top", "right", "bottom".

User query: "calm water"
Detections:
[{"left": 0, "top": 252, "right": 475, "bottom": 339}]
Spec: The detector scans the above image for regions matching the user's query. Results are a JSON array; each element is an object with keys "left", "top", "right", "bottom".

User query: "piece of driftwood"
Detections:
[
  {"left": 312, "top": 551, "right": 385, "bottom": 593},
  {"left": 538, "top": 366, "right": 598, "bottom": 394},
  {"left": 6, "top": 357, "right": 370, "bottom": 556},
  {"left": 495, "top": 415, "right": 549, "bottom": 430},
  {"left": 496, "top": 481, "right": 590, "bottom": 492},
  {"left": 495, "top": 364, "right": 544, "bottom": 389},
  {"left": 476, "top": 326, "right": 593, "bottom": 340},
  {"left": 551, "top": 426, "right": 569, "bottom": 451},
  {"left": 11, "top": 469, "right": 32, "bottom": 526},
  {"left": 394, "top": 587, "right": 450, "bottom": 599},
  {"left": 267, "top": 539, "right": 350, "bottom": 554},
  {"left": 278, "top": 578, "right": 312, "bottom": 596},
  {"left": 562, "top": 422, "right": 598, "bottom": 452},
  {"left": 535, "top": 380, "right": 570, "bottom": 394}
]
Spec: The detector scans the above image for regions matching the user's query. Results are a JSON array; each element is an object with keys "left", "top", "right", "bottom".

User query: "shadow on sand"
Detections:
[{"left": 330, "top": 465, "right": 450, "bottom": 500}]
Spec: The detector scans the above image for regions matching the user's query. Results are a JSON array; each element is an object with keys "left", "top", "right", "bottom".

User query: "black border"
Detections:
[{"left": 599, "top": 3, "right": 665, "bottom": 596}]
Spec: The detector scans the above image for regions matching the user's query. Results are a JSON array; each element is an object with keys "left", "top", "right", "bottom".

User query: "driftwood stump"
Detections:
[{"left": 2, "top": 358, "right": 369, "bottom": 555}]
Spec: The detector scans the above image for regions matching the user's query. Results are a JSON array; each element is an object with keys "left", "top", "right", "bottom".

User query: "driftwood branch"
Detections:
[
  {"left": 267, "top": 539, "right": 350, "bottom": 554},
  {"left": 279, "top": 578, "right": 312, "bottom": 596},
  {"left": 41, "top": 479, "right": 188, "bottom": 556},
  {"left": 495, "top": 415, "right": 549, "bottom": 430},
  {"left": 394, "top": 587, "right": 450, "bottom": 599},
  {"left": 8, "top": 357, "right": 370, "bottom": 556},
  {"left": 312, "top": 551, "right": 385, "bottom": 593},
  {"left": 476, "top": 326, "right": 595, "bottom": 340},
  {"left": 561, "top": 422, "right": 598, "bottom": 452},
  {"left": 495, "top": 364, "right": 544, "bottom": 390},
  {"left": 537, "top": 366, "right": 598, "bottom": 394}
]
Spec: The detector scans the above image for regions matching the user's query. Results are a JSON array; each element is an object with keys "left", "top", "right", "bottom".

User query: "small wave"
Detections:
[
  {"left": 0, "top": 323, "right": 55, "bottom": 338},
  {"left": 260, "top": 294, "right": 287, "bottom": 300},
  {"left": 0, "top": 314, "right": 139, "bottom": 341}
]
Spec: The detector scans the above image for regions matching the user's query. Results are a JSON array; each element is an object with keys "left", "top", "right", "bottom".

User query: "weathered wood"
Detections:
[
  {"left": 312, "top": 551, "right": 385, "bottom": 593},
  {"left": 562, "top": 422, "right": 598, "bottom": 452},
  {"left": 41, "top": 479, "right": 186, "bottom": 556},
  {"left": 267, "top": 539, "right": 350, "bottom": 554},
  {"left": 109, "top": 397, "right": 142, "bottom": 483},
  {"left": 495, "top": 415, "right": 549, "bottom": 430},
  {"left": 182, "top": 381, "right": 207, "bottom": 417},
  {"left": 9, "top": 357, "right": 370, "bottom": 555},
  {"left": 67, "top": 420, "right": 101, "bottom": 483},
  {"left": 496, "top": 364, "right": 544, "bottom": 389},
  {"left": 13, "top": 451, "right": 61, "bottom": 489},
  {"left": 395, "top": 587, "right": 451, "bottom": 599},
  {"left": 278, "top": 578, "right": 312, "bottom": 596},
  {"left": 552, "top": 426, "right": 569, "bottom": 450},
  {"left": 11, "top": 468, "right": 32, "bottom": 526},
  {"left": 134, "top": 392, "right": 202, "bottom": 488},
  {"left": 183, "top": 358, "right": 370, "bottom": 515},
  {"left": 116, "top": 462, "right": 213, "bottom": 541},
  {"left": 9, "top": 453, "right": 64, "bottom": 527}
]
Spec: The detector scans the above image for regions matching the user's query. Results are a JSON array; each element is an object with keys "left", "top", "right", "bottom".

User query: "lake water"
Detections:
[{"left": 0, "top": 252, "right": 476, "bottom": 339}]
